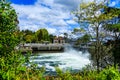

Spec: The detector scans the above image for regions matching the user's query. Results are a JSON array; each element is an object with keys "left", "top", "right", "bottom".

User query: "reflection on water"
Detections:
[{"left": 29, "top": 47, "right": 90, "bottom": 75}]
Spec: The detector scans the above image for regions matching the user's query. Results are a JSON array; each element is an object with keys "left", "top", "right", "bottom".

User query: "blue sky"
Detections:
[
  {"left": 109, "top": 0, "right": 120, "bottom": 8},
  {"left": 9, "top": 0, "right": 120, "bottom": 36},
  {"left": 10, "top": 0, "right": 37, "bottom": 5}
]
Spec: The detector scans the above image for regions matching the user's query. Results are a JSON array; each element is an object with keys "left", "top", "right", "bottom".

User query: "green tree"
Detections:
[
  {"left": 105, "top": 22, "right": 120, "bottom": 66},
  {"left": 21, "top": 29, "right": 35, "bottom": 35},
  {"left": 35, "top": 28, "right": 50, "bottom": 42},
  {"left": 76, "top": 34, "right": 91, "bottom": 46},
  {"left": 73, "top": 1, "right": 119, "bottom": 72},
  {"left": 102, "top": 7, "right": 120, "bottom": 66},
  {"left": 24, "top": 35, "right": 34, "bottom": 43},
  {"left": 49, "top": 34, "right": 56, "bottom": 43},
  {"left": 0, "top": 1, "right": 19, "bottom": 56},
  {"left": 64, "top": 33, "right": 68, "bottom": 43},
  {"left": 73, "top": 28, "right": 85, "bottom": 34},
  {"left": 21, "top": 30, "right": 36, "bottom": 43},
  {"left": 80, "top": 34, "right": 91, "bottom": 43}
]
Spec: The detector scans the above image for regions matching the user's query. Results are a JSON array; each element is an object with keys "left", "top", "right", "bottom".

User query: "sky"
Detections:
[
  {"left": 9, "top": 0, "right": 120, "bottom": 36},
  {"left": 109, "top": 0, "right": 120, "bottom": 8}
]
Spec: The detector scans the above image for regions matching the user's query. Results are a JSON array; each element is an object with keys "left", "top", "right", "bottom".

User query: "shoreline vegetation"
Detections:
[
  {"left": 1, "top": 52, "right": 120, "bottom": 80},
  {"left": 0, "top": 0, "right": 120, "bottom": 80}
]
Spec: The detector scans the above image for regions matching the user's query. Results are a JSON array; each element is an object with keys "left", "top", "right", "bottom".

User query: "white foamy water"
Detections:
[{"left": 29, "top": 47, "right": 90, "bottom": 72}]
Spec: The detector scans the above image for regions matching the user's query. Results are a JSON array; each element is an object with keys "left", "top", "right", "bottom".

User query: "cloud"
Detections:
[
  {"left": 54, "top": 0, "right": 81, "bottom": 11},
  {"left": 47, "top": 28, "right": 57, "bottom": 34},
  {"left": 66, "top": 20, "right": 77, "bottom": 25},
  {"left": 12, "top": 0, "right": 107, "bottom": 35},
  {"left": 13, "top": 0, "right": 106, "bottom": 35},
  {"left": 109, "top": 1, "right": 116, "bottom": 7},
  {"left": 51, "top": 20, "right": 68, "bottom": 27}
]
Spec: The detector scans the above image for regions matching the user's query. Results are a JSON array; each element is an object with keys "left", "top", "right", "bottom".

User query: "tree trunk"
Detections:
[{"left": 96, "top": 26, "right": 100, "bottom": 73}]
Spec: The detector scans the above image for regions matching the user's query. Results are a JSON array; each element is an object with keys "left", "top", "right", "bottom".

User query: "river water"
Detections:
[{"left": 29, "top": 47, "right": 90, "bottom": 75}]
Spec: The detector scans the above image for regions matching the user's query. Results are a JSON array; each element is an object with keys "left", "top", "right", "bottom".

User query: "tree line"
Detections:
[{"left": 19, "top": 29, "right": 56, "bottom": 43}]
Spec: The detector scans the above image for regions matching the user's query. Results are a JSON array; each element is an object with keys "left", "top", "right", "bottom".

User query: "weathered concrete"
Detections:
[{"left": 19, "top": 43, "right": 66, "bottom": 52}]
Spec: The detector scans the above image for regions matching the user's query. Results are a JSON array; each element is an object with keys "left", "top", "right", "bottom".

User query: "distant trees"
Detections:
[
  {"left": 35, "top": 28, "right": 50, "bottom": 42},
  {"left": 73, "top": 28, "right": 85, "bottom": 33},
  {"left": 49, "top": 34, "right": 56, "bottom": 43},
  {"left": 63, "top": 33, "right": 68, "bottom": 43},
  {"left": 20, "top": 28, "right": 51, "bottom": 43},
  {"left": 21, "top": 30, "right": 36, "bottom": 43},
  {"left": 77, "top": 34, "right": 91, "bottom": 44}
]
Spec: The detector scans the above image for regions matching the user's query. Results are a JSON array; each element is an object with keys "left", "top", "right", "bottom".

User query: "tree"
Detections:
[
  {"left": 73, "top": 1, "right": 119, "bottom": 72},
  {"left": 81, "top": 34, "right": 91, "bottom": 43},
  {"left": 72, "top": 28, "right": 85, "bottom": 34},
  {"left": 35, "top": 28, "right": 50, "bottom": 42},
  {"left": 0, "top": 1, "right": 19, "bottom": 56},
  {"left": 101, "top": 7, "right": 120, "bottom": 66},
  {"left": 49, "top": 34, "right": 56, "bottom": 43},
  {"left": 63, "top": 33, "right": 68, "bottom": 43},
  {"left": 24, "top": 35, "right": 34, "bottom": 43},
  {"left": 21, "top": 29, "right": 35, "bottom": 35},
  {"left": 21, "top": 30, "right": 36, "bottom": 43}
]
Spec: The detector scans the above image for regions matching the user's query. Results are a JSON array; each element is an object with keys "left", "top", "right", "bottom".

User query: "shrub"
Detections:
[{"left": 97, "top": 66, "right": 120, "bottom": 80}]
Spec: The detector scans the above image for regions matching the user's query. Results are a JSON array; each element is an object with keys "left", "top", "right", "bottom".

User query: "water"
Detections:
[{"left": 29, "top": 47, "right": 90, "bottom": 75}]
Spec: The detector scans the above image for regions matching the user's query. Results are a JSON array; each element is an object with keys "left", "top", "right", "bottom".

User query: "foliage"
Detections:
[
  {"left": 106, "top": 23, "right": 120, "bottom": 32},
  {"left": 49, "top": 34, "right": 56, "bottom": 43},
  {"left": 45, "top": 66, "right": 120, "bottom": 80},
  {"left": 73, "top": 28, "right": 85, "bottom": 33},
  {"left": 20, "top": 30, "right": 36, "bottom": 43},
  {"left": 107, "top": 39, "right": 120, "bottom": 66},
  {"left": 103, "top": 8, "right": 120, "bottom": 66},
  {"left": 77, "top": 34, "right": 91, "bottom": 44},
  {"left": 73, "top": 1, "right": 120, "bottom": 72},
  {"left": 21, "top": 29, "right": 35, "bottom": 35},
  {"left": 0, "top": 1, "right": 45, "bottom": 80},
  {"left": 0, "top": 51, "right": 46, "bottom": 80},
  {"left": 64, "top": 33, "right": 68, "bottom": 43},
  {"left": 97, "top": 66, "right": 120, "bottom": 80},
  {"left": 35, "top": 28, "right": 50, "bottom": 42},
  {"left": 19, "top": 29, "right": 53, "bottom": 43},
  {"left": 24, "top": 35, "right": 34, "bottom": 43},
  {"left": 0, "top": 0, "right": 19, "bottom": 56},
  {"left": 1, "top": 0, "right": 120, "bottom": 80}
]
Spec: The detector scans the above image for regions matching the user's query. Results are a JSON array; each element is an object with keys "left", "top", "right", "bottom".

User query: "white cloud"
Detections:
[
  {"left": 109, "top": 1, "right": 116, "bottom": 7},
  {"left": 20, "top": 25, "right": 40, "bottom": 31},
  {"left": 108, "top": 0, "right": 120, "bottom": 7},
  {"left": 13, "top": 0, "right": 105, "bottom": 35},
  {"left": 47, "top": 28, "right": 57, "bottom": 34},
  {"left": 54, "top": 0, "right": 81, "bottom": 11},
  {"left": 66, "top": 20, "right": 77, "bottom": 25},
  {"left": 51, "top": 20, "right": 68, "bottom": 27},
  {"left": 12, "top": 0, "right": 106, "bottom": 36}
]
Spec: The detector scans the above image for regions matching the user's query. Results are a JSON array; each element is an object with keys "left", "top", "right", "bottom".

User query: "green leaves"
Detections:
[
  {"left": 0, "top": 1, "right": 19, "bottom": 56},
  {"left": 35, "top": 28, "right": 50, "bottom": 42},
  {"left": 97, "top": 66, "right": 120, "bottom": 80},
  {"left": 106, "top": 23, "right": 120, "bottom": 32}
]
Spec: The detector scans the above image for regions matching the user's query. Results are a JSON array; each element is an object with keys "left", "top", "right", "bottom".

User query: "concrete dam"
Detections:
[{"left": 18, "top": 43, "right": 67, "bottom": 53}]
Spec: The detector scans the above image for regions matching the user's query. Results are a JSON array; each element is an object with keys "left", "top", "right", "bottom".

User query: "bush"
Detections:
[{"left": 97, "top": 66, "right": 120, "bottom": 80}]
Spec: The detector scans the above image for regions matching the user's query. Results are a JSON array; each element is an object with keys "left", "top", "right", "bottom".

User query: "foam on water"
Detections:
[{"left": 30, "top": 47, "right": 91, "bottom": 72}]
